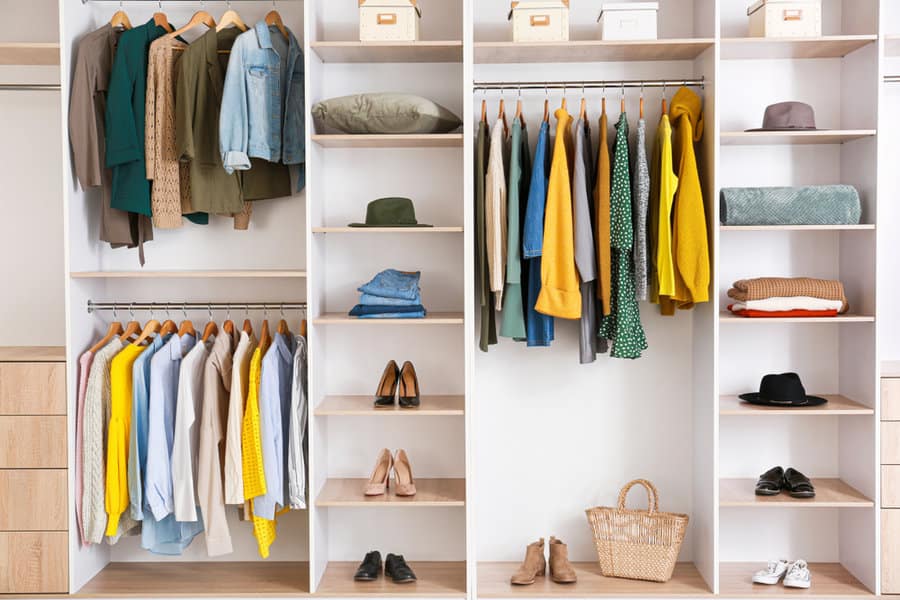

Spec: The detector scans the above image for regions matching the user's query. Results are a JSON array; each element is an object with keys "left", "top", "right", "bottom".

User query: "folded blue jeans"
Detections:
[
  {"left": 359, "top": 292, "right": 422, "bottom": 307},
  {"left": 358, "top": 269, "right": 421, "bottom": 301},
  {"left": 359, "top": 311, "right": 426, "bottom": 319},
  {"left": 349, "top": 304, "right": 426, "bottom": 317}
]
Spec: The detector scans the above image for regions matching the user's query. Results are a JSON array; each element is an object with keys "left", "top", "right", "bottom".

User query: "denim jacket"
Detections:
[{"left": 220, "top": 22, "right": 305, "bottom": 178}]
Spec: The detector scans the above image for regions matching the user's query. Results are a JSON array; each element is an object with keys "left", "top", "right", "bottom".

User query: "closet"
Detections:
[{"left": 4, "top": 0, "right": 898, "bottom": 597}]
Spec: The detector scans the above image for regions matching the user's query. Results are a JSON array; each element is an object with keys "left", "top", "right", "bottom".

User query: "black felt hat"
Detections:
[{"left": 739, "top": 373, "right": 828, "bottom": 407}]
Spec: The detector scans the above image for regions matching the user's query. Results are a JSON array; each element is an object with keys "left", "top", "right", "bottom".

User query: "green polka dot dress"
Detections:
[{"left": 599, "top": 113, "right": 648, "bottom": 359}]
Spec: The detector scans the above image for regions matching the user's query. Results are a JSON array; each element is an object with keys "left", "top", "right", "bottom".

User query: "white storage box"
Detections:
[
  {"left": 359, "top": 0, "right": 421, "bottom": 42},
  {"left": 508, "top": 1, "right": 570, "bottom": 43},
  {"left": 598, "top": 3, "right": 659, "bottom": 41},
  {"left": 747, "top": 0, "right": 822, "bottom": 38}
]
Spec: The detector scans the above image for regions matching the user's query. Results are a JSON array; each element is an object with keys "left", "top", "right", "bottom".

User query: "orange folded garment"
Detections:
[{"left": 727, "top": 304, "right": 838, "bottom": 318}]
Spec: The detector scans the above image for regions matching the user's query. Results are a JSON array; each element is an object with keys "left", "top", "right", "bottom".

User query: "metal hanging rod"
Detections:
[
  {"left": 81, "top": 0, "right": 302, "bottom": 3},
  {"left": 885, "top": 75, "right": 900, "bottom": 83},
  {"left": 0, "top": 84, "right": 61, "bottom": 91},
  {"left": 473, "top": 77, "right": 705, "bottom": 92},
  {"left": 87, "top": 300, "right": 307, "bottom": 314}
]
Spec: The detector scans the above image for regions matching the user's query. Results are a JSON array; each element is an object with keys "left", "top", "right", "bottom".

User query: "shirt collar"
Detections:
[
  {"left": 168, "top": 333, "right": 196, "bottom": 361},
  {"left": 271, "top": 332, "right": 295, "bottom": 364},
  {"left": 254, "top": 21, "right": 274, "bottom": 49}
]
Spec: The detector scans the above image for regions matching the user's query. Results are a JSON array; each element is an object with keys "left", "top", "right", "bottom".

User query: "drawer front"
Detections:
[
  {"left": 0, "top": 363, "right": 65, "bottom": 415},
  {"left": 886, "top": 422, "right": 900, "bottom": 464},
  {"left": 884, "top": 378, "right": 900, "bottom": 421},
  {"left": 0, "top": 531, "right": 67, "bottom": 594},
  {"left": 886, "top": 510, "right": 900, "bottom": 594},
  {"left": 0, "top": 416, "right": 66, "bottom": 468},
  {"left": 0, "top": 470, "right": 66, "bottom": 531},
  {"left": 885, "top": 466, "right": 900, "bottom": 508}
]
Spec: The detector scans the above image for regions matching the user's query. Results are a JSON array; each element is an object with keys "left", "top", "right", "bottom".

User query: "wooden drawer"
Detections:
[
  {"left": 885, "top": 422, "right": 900, "bottom": 464},
  {"left": 884, "top": 466, "right": 900, "bottom": 508},
  {"left": 0, "top": 416, "right": 66, "bottom": 468},
  {"left": 885, "top": 378, "right": 900, "bottom": 421},
  {"left": 0, "top": 470, "right": 66, "bottom": 531},
  {"left": 886, "top": 510, "right": 900, "bottom": 594},
  {"left": 0, "top": 531, "right": 67, "bottom": 594},
  {"left": 0, "top": 363, "right": 65, "bottom": 415}
]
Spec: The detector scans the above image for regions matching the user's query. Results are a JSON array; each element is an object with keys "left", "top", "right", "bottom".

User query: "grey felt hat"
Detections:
[{"left": 746, "top": 101, "right": 819, "bottom": 132}]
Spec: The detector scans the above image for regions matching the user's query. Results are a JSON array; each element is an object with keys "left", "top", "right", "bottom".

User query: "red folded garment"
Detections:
[{"left": 727, "top": 304, "right": 838, "bottom": 318}]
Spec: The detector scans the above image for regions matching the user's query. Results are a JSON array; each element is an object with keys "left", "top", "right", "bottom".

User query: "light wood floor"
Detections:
[{"left": 316, "top": 561, "right": 466, "bottom": 597}]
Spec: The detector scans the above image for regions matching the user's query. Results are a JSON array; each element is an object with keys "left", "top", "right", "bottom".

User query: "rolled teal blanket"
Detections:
[{"left": 720, "top": 185, "right": 861, "bottom": 226}]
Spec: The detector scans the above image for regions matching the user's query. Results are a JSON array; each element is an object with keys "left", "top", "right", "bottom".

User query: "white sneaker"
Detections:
[
  {"left": 784, "top": 560, "right": 811, "bottom": 589},
  {"left": 752, "top": 560, "right": 790, "bottom": 585}
]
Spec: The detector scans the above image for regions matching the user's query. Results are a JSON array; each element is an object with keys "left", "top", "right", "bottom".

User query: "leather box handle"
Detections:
[
  {"left": 377, "top": 13, "right": 398, "bottom": 25},
  {"left": 530, "top": 14, "right": 550, "bottom": 26},
  {"left": 782, "top": 9, "right": 803, "bottom": 21}
]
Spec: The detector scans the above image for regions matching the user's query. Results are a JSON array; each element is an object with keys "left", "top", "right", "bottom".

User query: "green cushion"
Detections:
[{"left": 312, "top": 93, "right": 462, "bottom": 134}]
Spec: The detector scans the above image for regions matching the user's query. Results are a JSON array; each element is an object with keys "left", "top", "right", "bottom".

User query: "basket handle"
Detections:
[{"left": 617, "top": 479, "right": 659, "bottom": 515}]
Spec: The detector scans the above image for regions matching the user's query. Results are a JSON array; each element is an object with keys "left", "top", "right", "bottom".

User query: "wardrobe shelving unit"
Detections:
[
  {"left": 717, "top": 0, "right": 880, "bottom": 597},
  {"left": 0, "top": 41, "right": 60, "bottom": 64},
  {"left": 305, "top": 0, "right": 469, "bottom": 597}
]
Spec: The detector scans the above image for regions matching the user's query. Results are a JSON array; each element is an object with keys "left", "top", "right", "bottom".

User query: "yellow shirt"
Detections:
[
  {"left": 536, "top": 107, "right": 581, "bottom": 320},
  {"left": 649, "top": 113, "right": 678, "bottom": 305},
  {"left": 105, "top": 342, "right": 145, "bottom": 536}
]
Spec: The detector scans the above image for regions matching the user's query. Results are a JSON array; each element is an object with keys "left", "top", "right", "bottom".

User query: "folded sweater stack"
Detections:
[
  {"left": 349, "top": 269, "right": 427, "bottom": 319},
  {"left": 727, "top": 277, "right": 848, "bottom": 318}
]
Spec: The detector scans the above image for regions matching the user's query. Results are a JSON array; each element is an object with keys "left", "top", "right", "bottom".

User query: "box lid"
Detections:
[
  {"left": 508, "top": 0, "right": 570, "bottom": 20},
  {"left": 598, "top": 2, "right": 659, "bottom": 20},
  {"left": 360, "top": 0, "right": 422, "bottom": 18},
  {"left": 747, "top": 0, "right": 813, "bottom": 16}
]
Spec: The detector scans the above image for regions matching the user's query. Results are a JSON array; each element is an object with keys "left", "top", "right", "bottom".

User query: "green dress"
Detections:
[
  {"left": 500, "top": 121, "right": 531, "bottom": 340},
  {"left": 599, "top": 113, "right": 648, "bottom": 359},
  {"left": 476, "top": 121, "right": 497, "bottom": 352}
]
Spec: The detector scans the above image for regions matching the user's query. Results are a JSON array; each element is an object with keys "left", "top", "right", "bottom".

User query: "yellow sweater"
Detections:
[
  {"left": 594, "top": 109, "right": 612, "bottom": 316},
  {"left": 664, "top": 87, "right": 710, "bottom": 313},
  {"left": 649, "top": 113, "right": 678, "bottom": 305},
  {"left": 536, "top": 107, "right": 581, "bottom": 320},
  {"left": 105, "top": 343, "right": 145, "bottom": 536}
]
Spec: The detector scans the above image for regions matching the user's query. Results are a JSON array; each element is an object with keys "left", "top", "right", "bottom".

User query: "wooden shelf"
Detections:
[
  {"left": 719, "top": 562, "right": 871, "bottom": 597},
  {"left": 720, "top": 313, "right": 874, "bottom": 324},
  {"left": 720, "top": 130, "right": 876, "bottom": 145},
  {"left": 315, "top": 395, "right": 464, "bottom": 416},
  {"left": 720, "top": 35, "right": 876, "bottom": 60},
  {"left": 312, "top": 134, "right": 463, "bottom": 148},
  {"left": 310, "top": 41, "right": 462, "bottom": 63},
  {"left": 314, "top": 313, "right": 464, "bottom": 325},
  {"left": 474, "top": 38, "right": 713, "bottom": 64},
  {"left": 0, "top": 346, "right": 65, "bottom": 362},
  {"left": 719, "top": 395, "right": 873, "bottom": 416},
  {"left": 720, "top": 224, "right": 874, "bottom": 231},
  {"left": 312, "top": 227, "right": 463, "bottom": 234},
  {"left": 70, "top": 270, "right": 306, "bottom": 279},
  {"left": 0, "top": 42, "right": 59, "bottom": 65},
  {"left": 316, "top": 561, "right": 466, "bottom": 597},
  {"left": 75, "top": 562, "right": 310, "bottom": 597},
  {"left": 316, "top": 478, "right": 465, "bottom": 507},
  {"left": 719, "top": 478, "right": 873, "bottom": 508},
  {"left": 477, "top": 562, "right": 711, "bottom": 597},
  {"left": 887, "top": 35, "right": 900, "bottom": 57}
]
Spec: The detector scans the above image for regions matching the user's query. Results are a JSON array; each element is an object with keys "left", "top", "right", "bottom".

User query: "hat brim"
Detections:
[
  {"left": 744, "top": 127, "right": 820, "bottom": 132},
  {"left": 348, "top": 223, "right": 433, "bottom": 228},
  {"left": 738, "top": 393, "right": 828, "bottom": 407}
]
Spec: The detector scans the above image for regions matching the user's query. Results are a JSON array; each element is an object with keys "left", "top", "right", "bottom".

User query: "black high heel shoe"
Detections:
[
  {"left": 374, "top": 360, "right": 400, "bottom": 407},
  {"left": 399, "top": 361, "right": 420, "bottom": 408}
]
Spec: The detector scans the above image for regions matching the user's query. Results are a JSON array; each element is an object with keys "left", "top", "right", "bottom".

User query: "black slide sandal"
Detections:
[{"left": 755, "top": 466, "right": 785, "bottom": 496}]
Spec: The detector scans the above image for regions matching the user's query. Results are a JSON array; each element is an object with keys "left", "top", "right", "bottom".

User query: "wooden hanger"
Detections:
[
  {"left": 640, "top": 94, "right": 644, "bottom": 119},
  {"left": 602, "top": 95, "right": 607, "bottom": 116},
  {"left": 161, "top": 319, "right": 178, "bottom": 336},
  {"left": 153, "top": 1, "right": 173, "bottom": 33},
  {"left": 119, "top": 320, "right": 141, "bottom": 344},
  {"left": 201, "top": 321, "right": 218, "bottom": 343},
  {"left": 515, "top": 92, "right": 526, "bottom": 127},
  {"left": 89, "top": 321, "right": 124, "bottom": 354},
  {"left": 265, "top": 9, "right": 289, "bottom": 40},
  {"left": 217, "top": 4, "right": 248, "bottom": 32},
  {"left": 579, "top": 96, "right": 587, "bottom": 121},
  {"left": 300, "top": 318, "right": 307, "bottom": 339},
  {"left": 480, "top": 99, "right": 487, "bottom": 124},
  {"left": 223, "top": 320, "right": 235, "bottom": 336},
  {"left": 498, "top": 98, "right": 509, "bottom": 138},
  {"left": 168, "top": 10, "right": 215, "bottom": 39},
  {"left": 259, "top": 318, "right": 271, "bottom": 351},
  {"left": 177, "top": 305, "right": 196, "bottom": 337},
  {"left": 109, "top": 4, "right": 132, "bottom": 30},
  {"left": 543, "top": 96, "right": 549, "bottom": 123},
  {"left": 661, "top": 83, "right": 667, "bottom": 115},
  {"left": 134, "top": 319, "right": 161, "bottom": 347},
  {"left": 242, "top": 318, "right": 253, "bottom": 335}
]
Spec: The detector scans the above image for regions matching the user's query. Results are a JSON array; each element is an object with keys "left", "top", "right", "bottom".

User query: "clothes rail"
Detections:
[
  {"left": 81, "top": 0, "right": 302, "bottom": 3},
  {"left": 0, "top": 84, "right": 61, "bottom": 91},
  {"left": 885, "top": 75, "right": 900, "bottom": 83},
  {"left": 473, "top": 77, "right": 705, "bottom": 92},
  {"left": 87, "top": 301, "right": 307, "bottom": 314}
]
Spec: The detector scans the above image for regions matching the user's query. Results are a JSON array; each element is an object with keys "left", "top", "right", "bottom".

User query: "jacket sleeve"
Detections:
[
  {"left": 105, "top": 40, "right": 142, "bottom": 168},
  {"left": 68, "top": 44, "right": 103, "bottom": 188},
  {"left": 253, "top": 360, "right": 281, "bottom": 520},
  {"left": 175, "top": 51, "right": 197, "bottom": 161},
  {"left": 144, "top": 51, "right": 158, "bottom": 181},
  {"left": 219, "top": 41, "right": 251, "bottom": 173},
  {"left": 172, "top": 371, "right": 198, "bottom": 523}
]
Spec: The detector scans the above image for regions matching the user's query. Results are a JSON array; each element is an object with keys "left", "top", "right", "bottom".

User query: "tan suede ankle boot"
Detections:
[
  {"left": 510, "top": 538, "right": 546, "bottom": 585},
  {"left": 548, "top": 536, "right": 577, "bottom": 584}
]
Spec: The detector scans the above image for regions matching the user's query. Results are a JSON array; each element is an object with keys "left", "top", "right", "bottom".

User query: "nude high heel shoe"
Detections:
[
  {"left": 392, "top": 449, "right": 417, "bottom": 496},
  {"left": 548, "top": 536, "right": 577, "bottom": 583},
  {"left": 364, "top": 448, "right": 393, "bottom": 496},
  {"left": 510, "top": 538, "right": 546, "bottom": 585}
]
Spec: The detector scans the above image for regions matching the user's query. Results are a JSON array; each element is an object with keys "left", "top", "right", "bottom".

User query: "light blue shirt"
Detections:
[
  {"left": 129, "top": 332, "right": 171, "bottom": 521},
  {"left": 220, "top": 21, "right": 305, "bottom": 186},
  {"left": 145, "top": 333, "right": 196, "bottom": 521},
  {"left": 254, "top": 332, "right": 296, "bottom": 520}
]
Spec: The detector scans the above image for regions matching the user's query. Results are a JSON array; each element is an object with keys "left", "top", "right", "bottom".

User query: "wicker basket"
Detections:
[{"left": 585, "top": 479, "right": 689, "bottom": 583}]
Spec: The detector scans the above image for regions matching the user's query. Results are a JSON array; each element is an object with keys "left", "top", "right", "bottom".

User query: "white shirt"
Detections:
[
  {"left": 288, "top": 335, "right": 308, "bottom": 509},
  {"left": 224, "top": 331, "right": 256, "bottom": 505},
  {"left": 485, "top": 118, "right": 508, "bottom": 309},
  {"left": 172, "top": 336, "right": 211, "bottom": 522}
]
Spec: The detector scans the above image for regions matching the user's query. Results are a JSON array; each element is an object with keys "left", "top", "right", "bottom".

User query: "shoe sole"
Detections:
[
  {"left": 755, "top": 489, "right": 782, "bottom": 496},
  {"left": 784, "top": 581, "right": 811, "bottom": 588},
  {"left": 788, "top": 491, "right": 816, "bottom": 498},
  {"left": 354, "top": 576, "right": 379, "bottom": 582},
  {"left": 391, "top": 578, "right": 418, "bottom": 584},
  {"left": 752, "top": 576, "right": 784, "bottom": 585}
]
